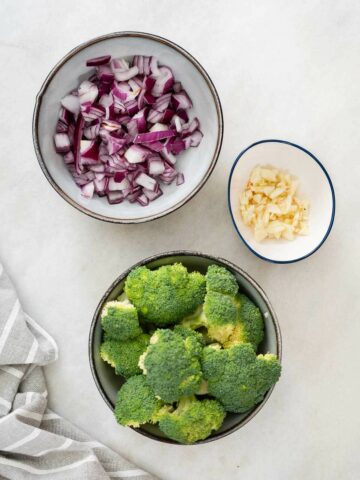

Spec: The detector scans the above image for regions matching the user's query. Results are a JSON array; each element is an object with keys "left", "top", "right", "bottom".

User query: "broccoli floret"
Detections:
[
  {"left": 181, "top": 291, "right": 237, "bottom": 344},
  {"left": 173, "top": 325, "right": 205, "bottom": 345},
  {"left": 124, "top": 263, "right": 206, "bottom": 326},
  {"left": 139, "top": 329, "right": 203, "bottom": 403},
  {"left": 202, "top": 343, "right": 281, "bottom": 413},
  {"left": 158, "top": 395, "right": 225, "bottom": 444},
  {"left": 101, "top": 299, "right": 141, "bottom": 341},
  {"left": 224, "top": 294, "right": 264, "bottom": 350},
  {"left": 206, "top": 265, "right": 239, "bottom": 296},
  {"left": 180, "top": 266, "right": 240, "bottom": 344},
  {"left": 100, "top": 333, "right": 150, "bottom": 378},
  {"left": 114, "top": 375, "right": 164, "bottom": 428}
]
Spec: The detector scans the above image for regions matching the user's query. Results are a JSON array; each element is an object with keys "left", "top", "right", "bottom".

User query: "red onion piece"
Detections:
[
  {"left": 115, "top": 66, "right": 139, "bottom": 82},
  {"left": 143, "top": 76, "right": 156, "bottom": 92},
  {"left": 153, "top": 93, "right": 172, "bottom": 112},
  {"left": 54, "top": 133, "right": 71, "bottom": 153},
  {"left": 184, "top": 130, "right": 203, "bottom": 148},
  {"left": 86, "top": 55, "right": 111, "bottom": 66},
  {"left": 147, "top": 109, "right": 164, "bottom": 123},
  {"left": 182, "top": 117, "right": 200, "bottom": 137},
  {"left": 84, "top": 122, "right": 100, "bottom": 140},
  {"left": 135, "top": 173, "right": 157, "bottom": 191},
  {"left": 150, "top": 57, "right": 160, "bottom": 76},
  {"left": 147, "top": 141, "right": 164, "bottom": 152},
  {"left": 171, "top": 139, "right": 186, "bottom": 155},
  {"left": 107, "top": 191, "right": 124, "bottom": 204},
  {"left": 97, "top": 65, "right": 115, "bottom": 84},
  {"left": 172, "top": 90, "right": 193, "bottom": 110},
  {"left": 148, "top": 158, "right": 165, "bottom": 176},
  {"left": 125, "top": 145, "right": 150, "bottom": 164},
  {"left": 152, "top": 67, "right": 174, "bottom": 97},
  {"left": 78, "top": 81, "right": 99, "bottom": 106},
  {"left": 56, "top": 119, "right": 68, "bottom": 133},
  {"left": 176, "top": 172, "right": 185, "bottom": 185},
  {"left": 134, "top": 129, "right": 175, "bottom": 144},
  {"left": 64, "top": 151, "right": 74, "bottom": 164},
  {"left": 81, "top": 104, "right": 105, "bottom": 122},
  {"left": 143, "top": 187, "right": 163, "bottom": 201},
  {"left": 73, "top": 115, "right": 84, "bottom": 174},
  {"left": 136, "top": 193, "right": 149, "bottom": 206},
  {"left": 89, "top": 163, "right": 105, "bottom": 173},
  {"left": 61, "top": 94, "right": 80, "bottom": 116},
  {"left": 81, "top": 182, "right": 95, "bottom": 198}
]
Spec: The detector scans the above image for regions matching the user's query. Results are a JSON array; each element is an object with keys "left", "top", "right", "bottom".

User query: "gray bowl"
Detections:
[
  {"left": 88, "top": 251, "right": 282, "bottom": 444},
  {"left": 33, "top": 32, "right": 223, "bottom": 224}
]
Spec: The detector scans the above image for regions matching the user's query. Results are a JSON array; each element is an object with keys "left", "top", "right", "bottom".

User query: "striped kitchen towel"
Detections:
[{"left": 0, "top": 263, "right": 158, "bottom": 480}]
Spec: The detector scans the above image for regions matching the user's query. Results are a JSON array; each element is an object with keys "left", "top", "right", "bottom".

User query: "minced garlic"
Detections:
[{"left": 240, "top": 166, "right": 309, "bottom": 242}]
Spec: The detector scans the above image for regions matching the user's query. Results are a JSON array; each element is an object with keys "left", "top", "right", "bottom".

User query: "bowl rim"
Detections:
[
  {"left": 228, "top": 139, "right": 336, "bottom": 264},
  {"left": 88, "top": 250, "right": 282, "bottom": 445},
  {"left": 32, "top": 31, "right": 223, "bottom": 224}
]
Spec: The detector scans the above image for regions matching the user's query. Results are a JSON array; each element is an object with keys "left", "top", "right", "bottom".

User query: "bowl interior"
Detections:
[
  {"left": 36, "top": 33, "right": 221, "bottom": 222},
  {"left": 229, "top": 140, "right": 335, "bottom": 263},
  {"left": 90, "top": 253, "right": 281, "bottom": 444}
]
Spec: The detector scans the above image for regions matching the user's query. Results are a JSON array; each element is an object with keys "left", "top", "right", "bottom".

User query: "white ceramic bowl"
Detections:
[
  {"left": 228, "top": 140, "right": 335, "bottom": 263},
  {"left": 33, "top": 32, "right": 223, "bottom": 223}
]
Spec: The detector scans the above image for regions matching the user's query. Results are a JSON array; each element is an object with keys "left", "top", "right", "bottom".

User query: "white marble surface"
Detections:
[{"left": 1, "top": 1, "right": 359, "bottom": 479}]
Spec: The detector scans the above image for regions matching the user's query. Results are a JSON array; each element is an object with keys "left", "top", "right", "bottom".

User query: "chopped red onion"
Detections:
[
  {"left": 56, "top": 119, "right": 68, "bottom": 133},
  {"left": 86, "top": 55, "right": 111, "bottom": 67},
  {"left": 89, "top": 163, "right": 105, "bottom": 173},
  {"left": 136, "top": 193, "right": 149, "bottom": 206},
  {"left": 150, "top": 56, "right": 160, "bottom": 76},
  {"left": 143, "top": 187, "right": 163, "bottom": 201},
  {"left": 78, "top": 81, "right": 99, "bottom": 106},
  {"left": 134, "top": 129, "right": 175, "bottom": 144},
  {"left": 84, "top": 122, "right": 100, "bottom": 140},
  {"left": 176, "top": 172, "right": 185, "bottom": 185},
  {"left": 124, "top": 145, "right": 150, "bottom": 164},
  {"left": 81, "top": 181, "right": 95, "bottom": 198},
  {"left": 184, "top": 130, "right": 203, "bottom": 148},
  {"left": 148, "top": 157, "right": 165, "bottom": 176},
  {"left": 152, "top": 67, "right": 174, "bottom": 97},
  {"left": 55, "top": 54, "right": 202, "bottom": 205},
  {"left": 172, "top": 90, "right": 193, "bottom": 110},
  {"left": 61, "top": 94, "right": 80, "bottom": 116},
  {"left": 107, "top": 191, "right": 124, "bottom": 204},
  {"left": 135, "top": 172, "right": 157, "bottom": 191}
]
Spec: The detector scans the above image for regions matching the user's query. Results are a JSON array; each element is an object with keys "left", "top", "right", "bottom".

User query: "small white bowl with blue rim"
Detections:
[{"left": 228, "top": 140, "right": 335, "bottom": 264}]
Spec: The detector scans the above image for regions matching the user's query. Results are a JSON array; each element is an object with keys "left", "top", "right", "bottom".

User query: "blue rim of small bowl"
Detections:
[{"left": 228, "top": 139, "right": 336, "bottom": 264}]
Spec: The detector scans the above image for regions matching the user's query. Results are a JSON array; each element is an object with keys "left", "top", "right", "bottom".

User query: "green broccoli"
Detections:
[
  {"left": 100, "top": 333, "right": 150, "bottom": 378},
  {"left": 181, "top": 266, "right": 263, "bottom": 349},
  {"left": 139, "top": 329, "right": 203, "bottom": 403},
  {"left": 180, "top": 265, "right": 240, "bottom": 344},
  {"left": 124, "top": 263, "right": 206, "bottom": 326},
  {"left": 114, "top": 375, "right": 165, "bottom": 428},
  {"left": 158, "top": 395, "right": 225, "bottom": 444},
  {"left": 202, "top": 343, "right": 281, "bottom": 413},
  {"left": 205, "top": 265, "right": 239, "bottom": 296},
  {"left": 173, "top": 325, "right": 205, "bottom": 345},
  {"left": 181, "top": 291, "right": 238, "bottom": 344},
  {"left": 101, "top": 299, "right": 141, "bottom": 341},
  {"left": 224, "top": 294, "right": 264, "bottom": 350}
]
